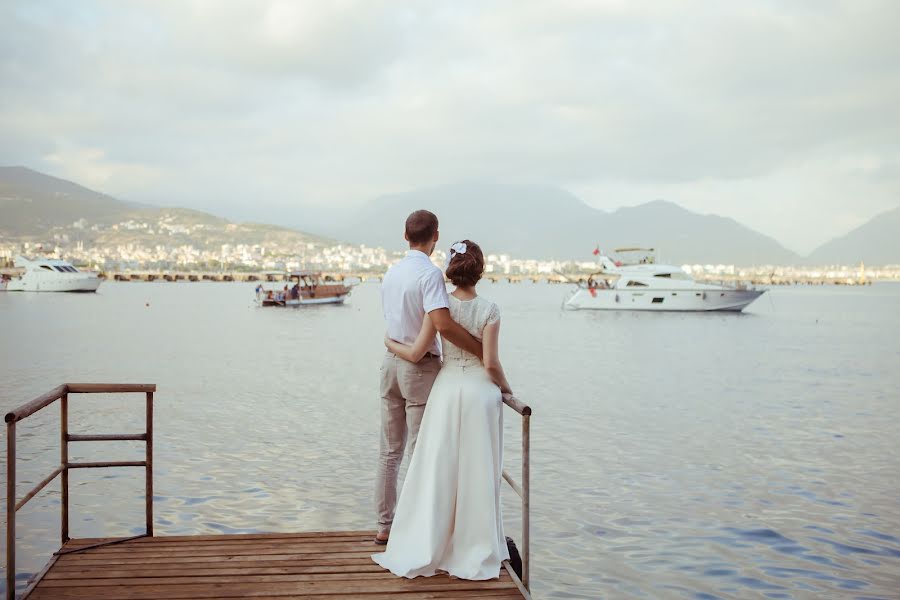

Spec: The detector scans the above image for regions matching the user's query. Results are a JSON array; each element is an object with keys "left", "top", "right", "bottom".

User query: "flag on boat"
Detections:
[{"left": 592, "top": 246, "right": 600, "bottom": 256}]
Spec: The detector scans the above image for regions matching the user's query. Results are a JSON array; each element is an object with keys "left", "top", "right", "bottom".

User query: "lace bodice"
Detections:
[{"left": 442, "top": 295, "right": 501, "bottom": 366}]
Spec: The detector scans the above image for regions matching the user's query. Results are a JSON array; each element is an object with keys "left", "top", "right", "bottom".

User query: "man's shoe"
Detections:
[{"left": 374, "top": 531, "right": 390, "bottom": 545}]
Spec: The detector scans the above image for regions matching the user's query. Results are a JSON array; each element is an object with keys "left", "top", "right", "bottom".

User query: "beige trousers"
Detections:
[{"left": 375, "top": 351, "right": 441, "bottom": 532}]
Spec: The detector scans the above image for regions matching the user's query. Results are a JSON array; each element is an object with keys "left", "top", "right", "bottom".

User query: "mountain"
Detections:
[
  {"left": 0, "top": 166, "right": 332, "bottom": 249},
  {"left": 0, "top": 166, "right": 141, "bottom": 233},
  {"left": 334, "top": 182, "right": 799, "bottom": 265},
  {"left": 807, "top": 206, "right": 900, "bottom": 265}
]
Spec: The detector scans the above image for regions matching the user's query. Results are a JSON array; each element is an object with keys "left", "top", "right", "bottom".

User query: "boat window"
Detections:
[
  {"left": 652, "top": 297, "right": 665, "bottom": 304},
  {"left": 626, "top": 281, "right": 648, "bottom": 287},
  {"left": 40, "top": 265, "right": 53, "bottom": 271},
  {"left": 655, "top": 273, "right": 671, "bottom": 278},
  {"left": 69, "top": 266, "right": 79, "bottom": 272}
]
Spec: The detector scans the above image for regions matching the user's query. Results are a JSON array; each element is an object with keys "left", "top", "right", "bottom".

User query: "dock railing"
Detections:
[
  {"left": 502, "top": 392, "right": 532, "bottom": 594},
  {"left": 4, "top": 383, "right": 156, "bottom": 600},
  {"left": 4, "top": 386, "right": 531, "bottom": 599}
]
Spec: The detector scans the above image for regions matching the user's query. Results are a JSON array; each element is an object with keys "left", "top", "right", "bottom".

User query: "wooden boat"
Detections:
[{"left": 256, "top": 271, "right": 353, "bottom": 306}]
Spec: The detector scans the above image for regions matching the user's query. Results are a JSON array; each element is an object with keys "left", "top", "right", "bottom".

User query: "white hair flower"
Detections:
[{"left": 450, "top": 242, "right": 467, "bottom": 256}]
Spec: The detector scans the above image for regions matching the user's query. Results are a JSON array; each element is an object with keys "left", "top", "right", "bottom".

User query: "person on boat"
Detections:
[
  {"left": 291, "top": 282, "right": 300, "bottom": 300},
  {"left": 373, "top": 239, "right": 512, "bottom": 581},
  {"left": 374, "top": 210, "right": 483, "bottom": 548}
]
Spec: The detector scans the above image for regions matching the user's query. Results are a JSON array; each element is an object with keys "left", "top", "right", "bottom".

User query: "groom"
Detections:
[{"left": 375, "top": 209, "right": 483, "bottom": 544}]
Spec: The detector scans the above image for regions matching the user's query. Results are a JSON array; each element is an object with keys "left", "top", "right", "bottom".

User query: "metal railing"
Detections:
[
  {"left": 501, "top": 393, "right": 532, "bottom": 596},
  {"left": 4, "top": 383, "right": 155, "bottom": 600}
]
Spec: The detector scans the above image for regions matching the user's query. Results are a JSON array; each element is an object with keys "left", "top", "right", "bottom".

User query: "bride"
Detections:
[{"left": 372, "top": 239, "right": 513, "bottom": 580}]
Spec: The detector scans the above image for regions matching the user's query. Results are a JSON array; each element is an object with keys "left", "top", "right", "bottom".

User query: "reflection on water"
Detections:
[{"left": 1, "top": 282, "right": 899, "bottom": 598}]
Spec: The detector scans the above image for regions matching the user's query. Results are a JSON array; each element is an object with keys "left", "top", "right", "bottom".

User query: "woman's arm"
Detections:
[
  {"left": 384, "top": 315, "right": 437, "bottom": 363},
  {"left": 482, "top": 319, "right": 512, "bottom": 394}
]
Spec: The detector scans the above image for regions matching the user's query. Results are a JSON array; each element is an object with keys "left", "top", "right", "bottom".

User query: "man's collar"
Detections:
[{"left": 406, "top": 249, "right": 430, "bottom": 259}]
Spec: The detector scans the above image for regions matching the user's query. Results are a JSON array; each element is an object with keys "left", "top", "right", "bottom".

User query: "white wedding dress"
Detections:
[{"left": 372, "top": 294, "right": 509, "bottom": 580}]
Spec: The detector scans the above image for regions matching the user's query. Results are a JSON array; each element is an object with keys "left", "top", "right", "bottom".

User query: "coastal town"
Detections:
[{"left": 2, "top": 214, "right": 898, "bottom": 284}]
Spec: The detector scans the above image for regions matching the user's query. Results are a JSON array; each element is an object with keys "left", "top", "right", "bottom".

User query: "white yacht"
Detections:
[
  {"left": 564, "top": 248, "right": 764, "bottom": 312},
  {"left": 5, "top": 256, "right": 102, "bottom": 292}
]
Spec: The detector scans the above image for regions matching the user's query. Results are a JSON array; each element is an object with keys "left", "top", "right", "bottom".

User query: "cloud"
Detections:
[
  {"left": 43, "top": 144, "right": 163, "bottom": 192},
  {"left": 0, "top": 0, "right": 898, "bottom": 253}
]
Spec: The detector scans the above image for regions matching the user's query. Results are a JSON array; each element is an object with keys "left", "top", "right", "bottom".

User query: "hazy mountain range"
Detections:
[
  {"left": 0, "top": 166, "right": 332, "bottom": 249},
  {"left": 2, "top": 167, "right": 898, "bottom": 265},
  {"left": 327, "top": 183, "right": 800, "bottom": 265},
  {"left": 806, "top": 206, "right": 900, "bottom": 265}
]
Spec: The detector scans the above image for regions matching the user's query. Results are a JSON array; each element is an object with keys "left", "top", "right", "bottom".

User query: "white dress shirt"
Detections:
[{"left": 382, "top": 250, "right": 450, "bottom": 356}]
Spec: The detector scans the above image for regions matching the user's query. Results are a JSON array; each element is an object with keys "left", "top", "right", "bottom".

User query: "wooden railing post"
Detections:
[
  {"left": 500, "top": 394, "right": 532, "bottom": 596},
  {"left": 61, "top": 393, "right": 69, "bottom": 544},
  {"left": 145, "top": 391, "right": 153, "bottom": 537},
  {"left": 4, "top": 383, "right": 156, "bottom": 599},
  {"left": 522, "top": 412, "right": 531, "bottom": 589},
  {"left": 6, "top": 421, "right": 16, "bottom": 600}
]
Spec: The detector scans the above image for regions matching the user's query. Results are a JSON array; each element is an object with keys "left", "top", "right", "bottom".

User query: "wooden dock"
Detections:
[
  {"left": 5, "top": 384, "right": 532, "bottom": 600},
  {"left": 28, "top": 531, "right": 525, "bottom": 599}
]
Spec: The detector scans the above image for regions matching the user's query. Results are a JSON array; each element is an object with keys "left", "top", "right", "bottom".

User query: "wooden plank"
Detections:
[
  {"left": 67, "top": 433, "right": 147, "bottom": 442},
  {"left": 55, "top": 554, "right": 378, "bottom": 565},
  {"left": 221, "top": 595, "right": 523, "bottom": 600},
  {"left": 145, "top": 391, "right": 153, "bottom": 537},
  {"left": 43, "top": 570, "right": 510, "bottom": 585},
  {"left": 33, "top": 592, "right": 521, "bottom": 600},
  {"left": 67, "top": 461, "right": 146, "bottom": 469},
  {"left": 52, "top": 557, "right": 381, "bottom": 570},
  {"left": 15, "top": 465, "right": 63, "bottom": 511},
  {"left": 68, "top": 542, "right": 378, "bottom": 558},
  {"left": 31, "top": 579, "right": 515, "bottom": 599},
  {"left": 63, "top": 535, "right": 375, "bottom": 549},
  {"left": 64, "top": 531, "right": 374, "bottom": 545},
  {"left": 74, "top": 539, "right": 384, "bottom": 556},
  {"left": 65, "top": 383, "right": 156, "bottom": 394},
  {"left": 46, "top": 565, "right": 388, "bottom": 579},
  {"left": 56, "top": 552, "right": 379, "bottom": 565},
  {"left": 38, "top": 572, "right": 403, "bottom": 587},
  {"left": 5, "top": 385, "right": 66, "bottom": 423}
]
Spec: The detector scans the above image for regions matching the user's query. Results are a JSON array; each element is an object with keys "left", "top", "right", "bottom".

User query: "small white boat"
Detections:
[
  {"left": 5, "top": 256, "right": 102, "bottom": 292},
  {"left": 256, "top": 271, "right": 353, "bottom": 307},
  {"left": 565, "top": 248, "right": 764, "bottom": 312}
]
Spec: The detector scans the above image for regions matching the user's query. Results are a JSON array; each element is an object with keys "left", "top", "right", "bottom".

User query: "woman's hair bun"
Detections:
[{"left": 445, "top": 239, "right": 485, "bottom": 287}]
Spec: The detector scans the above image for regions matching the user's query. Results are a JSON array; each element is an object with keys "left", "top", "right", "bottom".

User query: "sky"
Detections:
[{"left": 1, "top": 0, "right": 898, "bottom": 255}]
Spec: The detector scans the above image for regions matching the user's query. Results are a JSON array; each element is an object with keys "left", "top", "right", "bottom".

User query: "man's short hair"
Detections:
[{"left": 405, "top": 210, "right": 439, "bottom": 245}]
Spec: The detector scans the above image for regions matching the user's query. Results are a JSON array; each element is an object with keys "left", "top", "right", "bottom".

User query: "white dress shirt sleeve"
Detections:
[{"left": 422, "top": 267, "right": 450, "bottom": 314}]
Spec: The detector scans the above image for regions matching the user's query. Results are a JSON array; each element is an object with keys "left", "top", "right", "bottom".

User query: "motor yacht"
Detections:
[
  {"left": 565, "top": 248, "right": 764, "bottom": 312},
  {"left": 5, "top": 256, "right": 102, "bottom": 292}
]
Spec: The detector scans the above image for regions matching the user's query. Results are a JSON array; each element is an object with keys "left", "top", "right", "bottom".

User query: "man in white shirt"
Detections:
[{"left": 375, "top": 210, "right": 483, "bottom": 545}]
